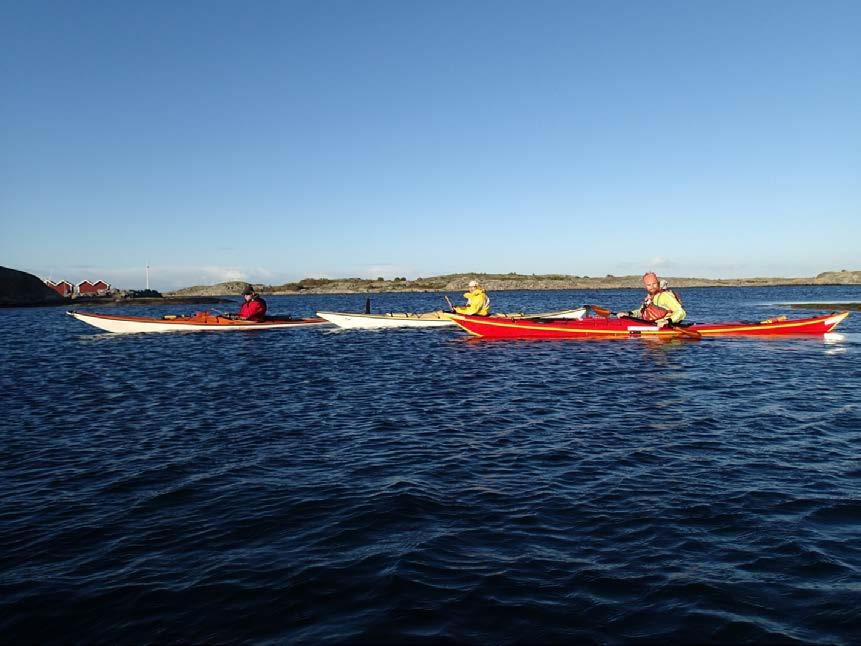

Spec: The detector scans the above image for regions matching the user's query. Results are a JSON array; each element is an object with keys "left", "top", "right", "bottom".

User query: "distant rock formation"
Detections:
[
  {"left": 0, "top": 266, "right": 65, "bottom": 306},
  {"left": 166, "top": 270, "right": 861, "bottom": 296},
  {"left": 168, "top": 281, "right": 258, "bottom": 296},
  {"left": 812, "top": 270, "right": 861, "bottom": 284}
]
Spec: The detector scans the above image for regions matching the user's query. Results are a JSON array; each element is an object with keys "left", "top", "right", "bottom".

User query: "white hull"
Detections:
[
  {"left": 316, "top": 307, "right": 587, "bottom": 330},
  {"left": 526, "top": 307, "right": 588, "bottom": 320},
  {"left": 68, "top": 311, "right": 326, "bottom": 334},
  {"left": 317, "top": 311, "right": 454, "bottom": 329}
]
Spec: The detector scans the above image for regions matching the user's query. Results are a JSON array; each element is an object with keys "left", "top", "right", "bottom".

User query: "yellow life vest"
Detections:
[{"left": 454, "top": 288, "right": 491, "bottom": 316}]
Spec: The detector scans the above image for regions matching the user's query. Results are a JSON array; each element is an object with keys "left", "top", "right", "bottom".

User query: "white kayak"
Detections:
[
  {"left": 316, "top": 307, "right": 588, "bottom": 330},
  {"left": 68, "top": 310, "right": 328, "bottom": 333}
]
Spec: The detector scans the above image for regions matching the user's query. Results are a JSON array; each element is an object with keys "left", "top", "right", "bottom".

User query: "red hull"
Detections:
[{"left": 448, "top": 312, "right": 849, "bottom": 339}]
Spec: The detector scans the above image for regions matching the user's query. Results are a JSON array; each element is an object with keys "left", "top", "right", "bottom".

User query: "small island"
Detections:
[
  {"left": 786, "top": 302, "right": 861, "bottom": 311},
  {"left": 2, "top": 266, "right": 859, "bottom": 308},
  {"left": 168, "top": 270, "right": 861, "bottom": 296},
  {"left": 0, "top": 267, "right": 234, "bottom": 308}
]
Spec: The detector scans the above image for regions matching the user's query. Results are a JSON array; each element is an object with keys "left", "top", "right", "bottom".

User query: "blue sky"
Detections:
[{"left": 2, "top": 0, "right": 859, "bottom": 290}]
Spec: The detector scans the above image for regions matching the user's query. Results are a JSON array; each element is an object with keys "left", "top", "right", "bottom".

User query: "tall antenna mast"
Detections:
[{"left": 146, "top": 262, "right": 150, "bottom": 290}]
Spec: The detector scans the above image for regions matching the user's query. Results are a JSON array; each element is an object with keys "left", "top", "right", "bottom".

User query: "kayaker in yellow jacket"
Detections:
[
  {"left": 617, "top": 272, "right": 685, "bottom": 328},
  {"left": 454, "top": 280, "right": 491, "bottom": 316}
]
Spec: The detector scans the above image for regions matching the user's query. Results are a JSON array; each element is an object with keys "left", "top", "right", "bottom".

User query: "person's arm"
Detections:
[
  {"left": 617, "top": 306, "right": 640, "bottom": 318},
  {"left": 654, "top": 292, "right": 685, "bottom": 325},
  {"left": 454, "top": 292, "right": 478, "bottom": 315},
  {"left": 455, "top": 299, "right": 480, "bottom": 315},
  {"left": 462, "top": 292, "right": 490, "bottom": 315}
]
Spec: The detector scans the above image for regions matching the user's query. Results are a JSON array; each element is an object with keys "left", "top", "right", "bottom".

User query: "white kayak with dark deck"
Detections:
[
  {"left": 316, "top": 307, "right": 588, "bottom": 330},
  {"left": 68, "top": 310, "right": 328, "bottom": 333}
]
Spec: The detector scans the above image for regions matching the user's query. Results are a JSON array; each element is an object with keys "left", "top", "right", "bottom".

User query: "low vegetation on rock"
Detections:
[
  {"left": 2, "top": 266, "right": 858, "bottom": 306},
  {"left": 165, "top": 270, "right": 861, "bottom": 296}
]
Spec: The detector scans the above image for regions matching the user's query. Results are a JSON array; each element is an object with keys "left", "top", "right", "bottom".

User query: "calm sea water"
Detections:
[{"left": 1, "top": 286, "right": 860, "bottom": 644}]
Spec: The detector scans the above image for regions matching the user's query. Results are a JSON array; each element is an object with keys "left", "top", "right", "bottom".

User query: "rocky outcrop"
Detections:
[
  {"left": 789, "top": 302, "right": 861, "bottom": 311},
  {"left": 0, "top": 266, "right": 64, "bottom": 306},
  {"left": 276, "top": 271, "right": 861, "bottom": 293},
  {"left": 168, "top": 281, "right": 258, "bottom": 296},
  {"left": 165, "top": 270, "right": 861, "bottom": 296},
  {"left": 812, "top": 270, "right": 861, "bottom": 284}
]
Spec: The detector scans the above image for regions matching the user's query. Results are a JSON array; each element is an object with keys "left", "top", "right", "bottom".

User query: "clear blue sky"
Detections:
[{"left": 2, "top": 0, "right": 859, "bottom": 290}]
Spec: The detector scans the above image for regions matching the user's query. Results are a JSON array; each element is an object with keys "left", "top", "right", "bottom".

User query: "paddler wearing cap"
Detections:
[
  {"left": 453, "top": 279, "right": 491, "bottom": 316},
  {"left": 236, "top": 284, "right": 267, "bottom": 321},
  {"left": 617, "top": 272, "right": 685, "bottom": 328}
]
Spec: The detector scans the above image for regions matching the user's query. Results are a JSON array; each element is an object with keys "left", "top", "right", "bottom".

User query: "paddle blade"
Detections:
[
  {"left": 760, "top": 315, "right": 787, "bottom": 324},
  {"left": 589, "top": 304, "right": 612, "bottom": 318}
]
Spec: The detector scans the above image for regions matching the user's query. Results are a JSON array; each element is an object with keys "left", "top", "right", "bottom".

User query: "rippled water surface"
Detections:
[{"left": 2, "top": 286, "right": 860, "bottom": 643}]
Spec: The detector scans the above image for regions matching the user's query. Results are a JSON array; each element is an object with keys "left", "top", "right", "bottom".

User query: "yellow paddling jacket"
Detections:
[
  {"left": 628, "top": 290, "right": 686, "bottom": 324},
  {"left": 454, "top": 288, "right": 491, "bottom": 316}
]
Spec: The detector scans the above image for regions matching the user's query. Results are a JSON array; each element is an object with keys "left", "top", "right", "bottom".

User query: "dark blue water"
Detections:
[{"left": 2, "top": 286, "right": 860, "bottom": 644}]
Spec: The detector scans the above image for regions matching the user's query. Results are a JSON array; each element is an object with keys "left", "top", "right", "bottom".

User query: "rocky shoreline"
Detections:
[
  {"left": 786, "top": 302, "right": 861, "bottom": 311},
  {"left": 70, "top": 296, "right": 235, "bottom": 307},
  {"left": 1, "top": 266, "right": 240, "bottom": 307},
  {"left": 0, "top": 296, "right": 234, "bottom": 309},
  {"left": 169, "top": 270, "right": 861, "bottom": 296},
  {"left": 2, "top": 266, "right": 859, "bottom": 307}
]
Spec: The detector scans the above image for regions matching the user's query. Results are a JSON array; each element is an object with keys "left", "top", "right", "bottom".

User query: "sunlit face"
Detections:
[
  {"left": 643, "top": 275, "right": 660, "bottom": 295},
  {"left": 244, "top": 293, "right": 253, "bottom": 300}
]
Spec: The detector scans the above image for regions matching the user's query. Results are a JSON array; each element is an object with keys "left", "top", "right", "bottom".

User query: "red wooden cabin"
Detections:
[
  {"left": 77, "top": 280, "right": 98, "bottom": 295},
  {"left": 92, "top": 280, "right": 110, "bottom": 294},
  {"left": 45, "top": 280, "right": 74, "bottom": 297}
]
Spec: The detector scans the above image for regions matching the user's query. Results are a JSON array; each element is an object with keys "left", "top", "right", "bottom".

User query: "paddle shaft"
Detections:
[
  {"left": 620, "top": 314, "right": 701, "bottom": 338},
  {"left": 445, "top": 295, "right": 455, "bottom": 312},
  {"left": 668, "top": 323, "right": 701, "bottom": 339}
]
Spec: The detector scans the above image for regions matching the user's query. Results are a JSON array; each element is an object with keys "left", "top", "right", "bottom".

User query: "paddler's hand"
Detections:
[
  {"left": 655, "top": 318, "right": 669, "bottom": 328},
  {"left": 616, "top": 312, "right": 627, "bottom": 318}
]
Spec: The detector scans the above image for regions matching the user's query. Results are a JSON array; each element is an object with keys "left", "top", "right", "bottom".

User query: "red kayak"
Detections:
[{"left": 448, "top": 312, "right": 849, "bottom": 339}]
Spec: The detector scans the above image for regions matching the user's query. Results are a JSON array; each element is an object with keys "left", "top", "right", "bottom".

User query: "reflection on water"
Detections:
[{"left": 824, "top": 332, "right": 854, "bottom": 343}]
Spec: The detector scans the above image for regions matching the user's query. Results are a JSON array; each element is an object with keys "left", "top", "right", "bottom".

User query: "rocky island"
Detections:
[
  {"left": 168, "top": 270, "right": 861, "bottom": 296},
  {"left": 2, "top": 266, "right": 859, "bottom": 307},
  {"left": 0, "top": 267, "right": 233, "bottom": 308},
  {"left": 0, "top": 266, "right": 65, "bottom": 306}
]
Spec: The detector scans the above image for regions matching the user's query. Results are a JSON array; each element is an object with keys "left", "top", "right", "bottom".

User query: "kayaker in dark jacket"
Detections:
[
  {"left": 237, "top": 284, "right": 267, "bottom": 321},
  {"left": 617, "top": 272, "right": 685, "bottom": 328}
]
